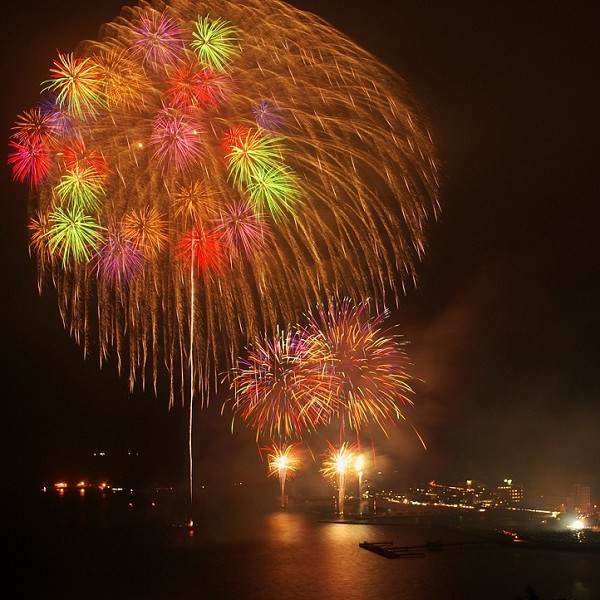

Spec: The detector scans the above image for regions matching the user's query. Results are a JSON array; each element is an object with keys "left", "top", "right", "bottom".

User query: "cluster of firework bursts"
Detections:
[
  {"left": 9, "top": 0, "right": 438, "bottom": 402},
  {"left": 9, "top": 0, "right": 439, "bottom": 506},
  {"left": 230, "top": 300, "right": 415, "bottom": 440},
  {"left": 232, "top": 300, "right": 418, "bottom": 512}
]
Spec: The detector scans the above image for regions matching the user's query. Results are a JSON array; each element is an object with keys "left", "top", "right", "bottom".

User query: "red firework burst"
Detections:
[{"left": 175, "top": 222, "right": 227, "bottom": 273}]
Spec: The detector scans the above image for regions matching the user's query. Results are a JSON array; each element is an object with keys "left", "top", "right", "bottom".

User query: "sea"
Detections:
[{"left": 4, "top": 488, "right": 600, "bottom": 599}]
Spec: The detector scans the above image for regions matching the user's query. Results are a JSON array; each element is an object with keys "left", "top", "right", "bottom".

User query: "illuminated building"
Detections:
[
  {"left": 496, "top": 479, "right": 524, "bottom": 506},
  {"left": 572, "top": 484, "right": 591, "bottom": 511}
]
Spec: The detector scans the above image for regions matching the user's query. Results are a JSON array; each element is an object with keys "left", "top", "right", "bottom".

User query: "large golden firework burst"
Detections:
[{"left": 12, "top": 0, "right": 439, "bottom": 405}]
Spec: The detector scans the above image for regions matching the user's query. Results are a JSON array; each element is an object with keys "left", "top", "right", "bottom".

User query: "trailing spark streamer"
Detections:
[{"left": 9, "top": 0, "right": 438, "bottom": 410}]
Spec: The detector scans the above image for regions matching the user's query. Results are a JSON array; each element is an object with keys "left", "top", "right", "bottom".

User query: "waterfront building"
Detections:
[{"left": 496, "top": 479, "right": 524, "bottom": 506}]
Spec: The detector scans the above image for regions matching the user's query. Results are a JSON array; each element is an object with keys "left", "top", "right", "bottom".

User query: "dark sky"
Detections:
[{"left": 1, "top": 1, "right": 598, "bottom": 499}]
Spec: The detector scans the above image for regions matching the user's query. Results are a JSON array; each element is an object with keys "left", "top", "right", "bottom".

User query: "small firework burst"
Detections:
[
  {"left": 37, "top": 95, "right": 77, "bottom": 140},
  {"left": 172, "top": 179, "right": 220, "bottom": 223},
  {"left": 190, "top": 15, "right": 240, "bottom": 73},
  {"left": 54, "top": 165, "right": 106, "bottom": 212},
  {"left": 122, "top": 206, "right": 169, "bottom": 259},
  {"left": 45, "top": 205, "right": 104, "bottom": 265},
  {"left": 7, "top": 138, "right": 53, "bottom": 188},
  {"left": 60, "top": 140, "right": 110, "bottom": 178},
  {"left": 12, "top": 107, "right": 58, "bottom": 145},
  {"left": 214, "top": 200, "right": 271, "bottom": 258},
  {"left": 93, "top": 46, "right": 150, "bottom": 112},
  {"left": 225, "top": 128, "right": 284, "bottom": 189},
  {"left": 175, "top": 222, "right": 226, "bottom": 273},
  {"left": 150, "top": 107, "right": 204, "bottom": 172},
  {"left": 164, "top": 60, "right": 230, "bottom": 110},
  {"left": 253, "top": 100, "right": 287, "bottom": 132},
  {"left": 28, "top": 210, "right": 52, "bottom": 260},
  {"left": 129, "top": 9, "right": 186, "bottom": 70},
  {"left": 247, "top": 164, "right": 300, "bottom": 220},
  {"left": 92, "top": 222, "right": 145, "bottom": 284},
  {"left": 41, "top": 53, "right": 106, "bottom": 120}
]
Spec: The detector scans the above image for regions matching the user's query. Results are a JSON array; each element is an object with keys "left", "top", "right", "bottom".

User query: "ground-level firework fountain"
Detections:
[
  {"left": 266, "top": 443, "right": 301, "bottom": 508},
  {"left": 355, "top": 454, "right": 365, "bottom": 515},
  {"left": 321, "top": 443, "right": 357, "bottom": 515}
]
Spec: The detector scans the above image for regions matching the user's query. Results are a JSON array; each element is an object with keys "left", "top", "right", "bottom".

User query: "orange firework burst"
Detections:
[
  {"left": 302, "top": 299, "right": 415, "bottom": 437},
  {"left": 229, "top": 328, "right": 332, "bottom": 441},
  {"left": 122, "top": 206, "right": 169, "bottom": 259},
  {"left": 172, "top": 179, "right": 220, "bottom": 223}
]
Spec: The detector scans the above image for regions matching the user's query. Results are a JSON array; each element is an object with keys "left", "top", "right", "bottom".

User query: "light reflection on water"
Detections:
[
  {"left": 12, "top": 493, "right": 600, "bottom": 599},
  {"left": 159, "top": 509, "right": 600, "bottom": 600}
]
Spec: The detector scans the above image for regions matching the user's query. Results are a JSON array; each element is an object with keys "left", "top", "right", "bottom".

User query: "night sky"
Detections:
[{"left": 1, "top": 1, "right": 598, "bottom": 500}]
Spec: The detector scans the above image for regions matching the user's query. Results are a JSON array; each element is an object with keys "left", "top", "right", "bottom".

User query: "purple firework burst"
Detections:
[
  {"left": 129, "top": 9, "right": 186, "bottom": 70},
  {"left": 150, "top": 107, "right": 204, "bottom": 172},
  {"left": 214, "top": 200, "right": 272, "bottom": 259},
  {"left": 93, "top": 222, "right": 145, "bottom": 285}
]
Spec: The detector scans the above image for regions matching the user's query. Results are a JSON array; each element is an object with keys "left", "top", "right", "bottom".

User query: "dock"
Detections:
[
  {"left": 358, "top": 541, "right": 425, "bottom": 559},
  {"left": 359, "top": 539, "right": 486, "bottom": 558}
]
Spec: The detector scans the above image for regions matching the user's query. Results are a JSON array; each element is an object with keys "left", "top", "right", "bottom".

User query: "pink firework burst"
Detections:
[
  {"left": 129, "top": 10, "right": 186, "bottom": 70},
  {"left": 8, "top": 138, "right": 52, "bottom": 188},
  {"left": 150, "top": 107, "right": 204, "bottom": 172},
  {"left": 214, "top": 200, "right": 272, "bottom": 258},
  {"left": 175, "top": 222, "right": 227, "bottom": 273},
  {"left": 92, "top": 222, "right": 145, "bottom": 285}
]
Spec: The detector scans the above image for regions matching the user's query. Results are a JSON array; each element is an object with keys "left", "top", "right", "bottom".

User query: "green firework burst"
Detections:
[
  {"left": 226, "top": 129, "right": 284, "bottom": 190},
  {"left": 190, "top": 15, "right": 241, "bottom": 73},
  {"left": 55, "top": 166, "right": 106, "bottom": 212},
  {"left": 45, "top": 205, "right": 104, "bottom": 265},
  {"left": 247, "top": 165, "right": 300, "bottom": 220},
  {"left": 41, "top": 53, "right": 106, "bottom": 120}
]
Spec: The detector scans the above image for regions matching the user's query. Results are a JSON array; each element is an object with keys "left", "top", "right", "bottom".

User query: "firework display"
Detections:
[
  {"left": 301, "top": 299, "right": 415, "bottom": 436},
  {"left": 229, "top": 328, "right": 331, "bottom": 441},
  {"left": 231, "top": 300, "right": 415, "bottom": 441},
  {"left": 9, "top": 0, "right": 438, "bottom": 405}
]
